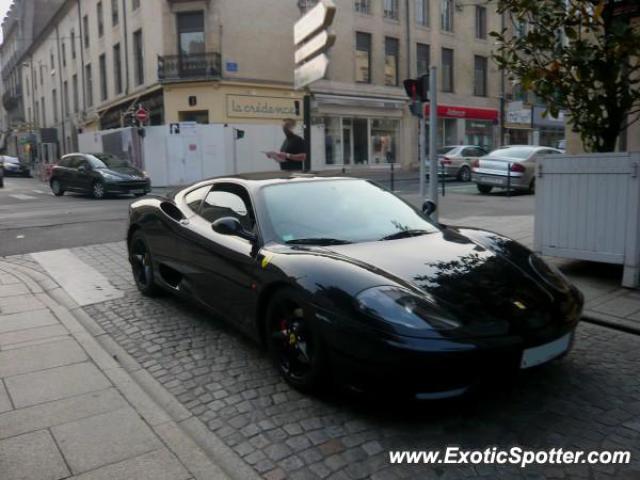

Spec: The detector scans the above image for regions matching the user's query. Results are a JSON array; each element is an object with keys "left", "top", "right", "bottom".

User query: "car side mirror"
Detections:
[
  {"left": 422, "top": 200, "right": 437, "bottom": 217},
  {"left": 212, "top": 217, "right": 255, "bottom": 242}
]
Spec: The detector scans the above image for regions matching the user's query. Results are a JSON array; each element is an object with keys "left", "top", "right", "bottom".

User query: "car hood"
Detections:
[
  {"left": 315, "top": 228, "right": 556, "bottom": 336},
  {"left": 100, "top": 167, "right": 145, "bottom": 179}
]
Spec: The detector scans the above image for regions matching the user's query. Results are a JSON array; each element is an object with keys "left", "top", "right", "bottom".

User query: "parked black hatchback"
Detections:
[{"left": 50, "top": 153, "right": 151, "bottom": 199}]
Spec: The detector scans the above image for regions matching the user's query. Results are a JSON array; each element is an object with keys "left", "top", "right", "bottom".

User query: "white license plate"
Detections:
[
  {"left": 520, "top": 332, "right": 572, "bottom": 369},
  {"left": 482, "top": 176, "right": 504, "bottom": 185}
]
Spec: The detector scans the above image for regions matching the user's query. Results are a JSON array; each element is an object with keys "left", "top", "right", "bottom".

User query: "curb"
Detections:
[
  {"left": 581, "top": 311, "right": 640, "bottom": 336},
  {"left": 0, "top": 259, "right": 261, "bottom": 480}
]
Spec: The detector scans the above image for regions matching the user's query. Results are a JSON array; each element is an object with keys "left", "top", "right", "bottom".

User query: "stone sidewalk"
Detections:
[
  {"left": 401, "top": 192, "right": 640, "bottom": 334},
  {"left": 0, "top": 260, "right": 257, "bottom": 480}
]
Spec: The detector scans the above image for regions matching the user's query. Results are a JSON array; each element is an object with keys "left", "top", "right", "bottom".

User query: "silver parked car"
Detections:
[
  {"left": 435, "top": 145, "right": 489, "bottom": 182},
  {"left": 472, "top": 145, "right": 563, "bottom": 194}
]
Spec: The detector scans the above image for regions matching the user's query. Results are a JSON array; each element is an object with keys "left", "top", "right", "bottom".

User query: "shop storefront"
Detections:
[
  {"left": 505, "top": 101, "right": 533, "bottom": 145},
  {"left": 425, "top": 105, "right": 499, "bottom": 151},
  {"left": 312, "top": 93, "right": 405, "bottom": 167},
  {"left": 533, "top": 106, "right": 565, "bottom": 148}
]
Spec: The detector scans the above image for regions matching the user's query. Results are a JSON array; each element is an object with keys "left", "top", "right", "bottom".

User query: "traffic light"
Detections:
[{"left": 403, "top": 74, "right": 430, "bottom": 103}]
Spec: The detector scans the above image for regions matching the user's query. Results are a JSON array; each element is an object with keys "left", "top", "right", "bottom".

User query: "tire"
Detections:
[
  {"left": 92, "top": 180, "right": 106, "bottom": 199},
  {"left": 51, "top": 179, "right": 64, "bottom": 196},
  {"left": 528, "top": 179, "right": 536, "bottom": 194},
  {"left": 266, "top": 287, "right": 328, "bottom": 392},
  {"left": 129, "top": 230, "right": 163, "bottom": 297},
  {"left": 477, "top": 184, "right": 493, "bottom": 194},
  {"left": 458, "top": 166, "right": 472, "bottom": 182}
]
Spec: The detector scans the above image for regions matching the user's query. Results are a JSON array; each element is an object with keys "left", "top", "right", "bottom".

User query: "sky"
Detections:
[{"left": 0, "top": 0, "right": 13, "bottom": 43}]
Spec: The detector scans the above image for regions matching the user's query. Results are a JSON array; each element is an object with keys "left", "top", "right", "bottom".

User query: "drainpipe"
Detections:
[
  {"left": 122, "top": 0, "right": 130, "bottom": 95},
  {"left": 77, "top": 0, "right": 86, "bottom": 113},
  {"left": 55, "top": 23, "right": 66, "bottom": 154},
  {"left": 499, "top": 10, "right": 506, "bottom": 146},
  {"left": 405, "top": 0, "right": 411, "bottom": 77}
]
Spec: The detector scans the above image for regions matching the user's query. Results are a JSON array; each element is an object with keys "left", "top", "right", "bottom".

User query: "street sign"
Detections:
[
  {"left": 135, "top": 106, "right": 149, "bottom": 124},
  {"left": 295, "top": 30, "right": 335, "bottom": 65},
  {"left": 294, "top": 53, "right": 329, "bottom": 91},
  {"left": 294, "top": 0, "right": 336, "bottom": 46}
]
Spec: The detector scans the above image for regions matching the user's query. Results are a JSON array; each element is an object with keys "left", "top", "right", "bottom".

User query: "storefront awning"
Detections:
[{"left": 313, "top": 93, "right": 406, "bottom": 110}]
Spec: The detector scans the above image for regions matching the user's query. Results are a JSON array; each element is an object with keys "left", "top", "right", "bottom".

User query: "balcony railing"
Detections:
[
  {"left": 157, "top": 52, "right": 222, "bottom": 82},
  {"left": 2, "top": 85, "right": 23, "bottom": 111}
]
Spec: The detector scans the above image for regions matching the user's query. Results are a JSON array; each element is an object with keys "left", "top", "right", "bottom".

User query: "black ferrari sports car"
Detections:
[{"left": 127, "top": 173, "right": 583, "bottom": 398}]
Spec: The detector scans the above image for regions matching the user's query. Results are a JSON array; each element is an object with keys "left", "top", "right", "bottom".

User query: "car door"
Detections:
[
  {"left": 74, "top": 157, "right": 94, "bottom": 193},
  {"left": 54, "top": 157, "right": 73, "bottom": 188},
  {"left": 179, "top": 182, "right": 260, "bottom": 332}
]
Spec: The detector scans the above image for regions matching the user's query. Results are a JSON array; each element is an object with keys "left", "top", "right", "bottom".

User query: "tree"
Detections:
[{"left": 490, "top": 0, "right": 640, "bottom": 152}]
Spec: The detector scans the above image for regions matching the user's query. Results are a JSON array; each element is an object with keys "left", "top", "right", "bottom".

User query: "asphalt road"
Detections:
[
  {"left": 0, "top": 172, "right": 535, "bottom": 256},
  {"left": 0, "top": 176, "right": 133, "bottom": 256}
]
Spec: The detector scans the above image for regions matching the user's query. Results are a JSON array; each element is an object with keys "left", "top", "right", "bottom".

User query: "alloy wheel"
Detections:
[
  {"left": 270, "top": 302, "right": 314, "bottom": 383},
  {"left": 93, "top": 182, "right": 105, "bottom": 199},
  {"left": 131, "top": 240, "right": 153, "bottom": 290},
  {"left": 459, "top": 166, "right": 472, "bottom": 182}
]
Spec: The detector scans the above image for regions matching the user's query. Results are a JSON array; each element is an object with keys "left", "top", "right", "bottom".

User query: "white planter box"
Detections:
[{"left": 534, "top": 152, "right": 640, "bottom": 288}]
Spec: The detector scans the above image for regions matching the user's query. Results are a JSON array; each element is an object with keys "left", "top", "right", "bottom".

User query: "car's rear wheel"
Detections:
[
  {"left": 477, "top": 184, "right": 493, "bottom": 194},
  {"left": 92, "top": 181, "right": 106, "bottom": 199},
  {"left": 129, "top": 231, "right": 162, "bottom": 297},
  {"left": 267, "top": 288, "right": 328, "bottom": 392},
  {"left": 51, "top": 179, "right": 64, "bottom": 196},
  {"left": 458, "top": 166, "right": 472, "bottom": 182}
]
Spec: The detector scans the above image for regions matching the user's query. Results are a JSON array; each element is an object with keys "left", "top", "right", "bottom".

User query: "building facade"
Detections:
[{"left": 3, "top": 0, "right": 504, "bottom": 169}]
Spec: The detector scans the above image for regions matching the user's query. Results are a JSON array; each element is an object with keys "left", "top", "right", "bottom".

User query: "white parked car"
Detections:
[{"left": 472, "top": 145, "right": 563, "bottom": 194}]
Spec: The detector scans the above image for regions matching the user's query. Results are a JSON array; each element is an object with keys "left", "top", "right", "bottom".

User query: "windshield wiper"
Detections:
[
  {"left": 379, "top": 229, "right": 431, "bottom": 241},
  {"left": 285, "top": 238, "right": 352, "bottom": 246}
]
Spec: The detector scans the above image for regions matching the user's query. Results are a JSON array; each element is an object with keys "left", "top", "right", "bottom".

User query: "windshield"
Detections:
[
  {"left": 437, "top": 146, "right": 459, "bottom": 155},
  {"left": 89, "top": 153, "right": 132, "bottom": 169},
  {"left": 488, "top": 147, "right": 536, "bottom": 159},
  {"left": 260, "top": 179, "right": 439, "bottom": 244},
  {"left": 3, "top": 156, "right": 19, "bottom": 164}
]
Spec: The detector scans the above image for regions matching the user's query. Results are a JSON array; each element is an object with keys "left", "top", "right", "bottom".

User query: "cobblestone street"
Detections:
[{"left": 29, "top": 241, "right": 636, "bottom": 480}]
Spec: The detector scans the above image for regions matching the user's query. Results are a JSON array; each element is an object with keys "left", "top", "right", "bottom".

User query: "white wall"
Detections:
[{"left": 79, "top": 123, "right": 329, "bottom": 186}]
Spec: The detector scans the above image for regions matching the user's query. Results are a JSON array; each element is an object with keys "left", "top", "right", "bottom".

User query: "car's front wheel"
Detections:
[
  {"left": 267, "top": 288, "right": 328, "bottom": 392},
  {"left": 92, "top": 181, "right": 106, "bottom": 199},
  {"left": 129, "top": 231, "right": 162, "bottom": 297},
  {"left": 477, "top": 184, "right": 493, "bottom": 194},
  {"left": 51, "top": 179, "right": 64, "bottom": 196}
]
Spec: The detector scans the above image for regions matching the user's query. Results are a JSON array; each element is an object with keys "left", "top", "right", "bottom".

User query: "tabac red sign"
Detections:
[{"left": 424, "top": 105, "right": 499, "bottom": 121}]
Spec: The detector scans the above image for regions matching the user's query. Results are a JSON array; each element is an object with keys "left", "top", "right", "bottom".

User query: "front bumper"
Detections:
[
  {"left": 104, "top": 179, "right": 151, "bottom": 194},
  {"left": 317, "top": 304, "right": 580, "bottom": 398}
]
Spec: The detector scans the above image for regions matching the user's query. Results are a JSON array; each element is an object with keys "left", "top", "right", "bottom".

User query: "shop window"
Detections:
[
  {"left": 313, "top": 116, "right": 342, "bottom": 165},
  {"left": 179, "top": 110, "right": 209, "bottom": 124},
  {"left": 465, "top": 120, "right": 494, "bottom": 151},
  {"left": 371, "top": 119, "right": 398, "bottom": 164}
]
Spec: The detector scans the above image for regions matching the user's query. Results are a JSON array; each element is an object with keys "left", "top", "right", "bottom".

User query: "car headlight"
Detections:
[
  {"left": 529, "top": 254, "right": 570, "bottom": 293},
  {"left": 355, "top": 286, "right": 461, "bottom": 333}
]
